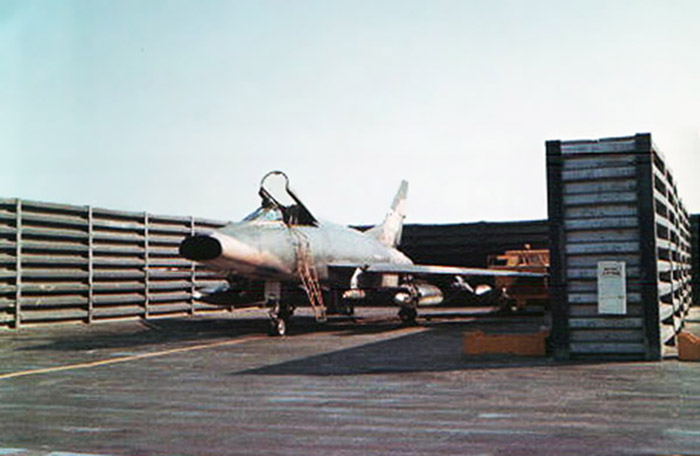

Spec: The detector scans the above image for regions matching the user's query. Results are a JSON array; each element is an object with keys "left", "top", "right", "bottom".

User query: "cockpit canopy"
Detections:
[{"left": 242, "top": 171, "right": 318, "bottom": 226}]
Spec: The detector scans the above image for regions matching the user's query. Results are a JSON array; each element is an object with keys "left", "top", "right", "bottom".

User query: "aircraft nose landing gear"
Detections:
[{"left": 268, "top": 300, "right": 293, "bottom": 337}]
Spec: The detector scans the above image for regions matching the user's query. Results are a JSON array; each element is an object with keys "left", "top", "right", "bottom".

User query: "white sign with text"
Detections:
[{"left": 597, "top": 261, "right": 627, "bottom": 315}]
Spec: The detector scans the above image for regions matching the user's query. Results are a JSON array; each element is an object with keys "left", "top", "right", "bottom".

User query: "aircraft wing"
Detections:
[{"left": 329, "top": 263, "right": 546, "bottom": 278}]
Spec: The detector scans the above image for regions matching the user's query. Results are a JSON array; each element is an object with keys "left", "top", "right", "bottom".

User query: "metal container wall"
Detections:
[
  {"left": 0, "top": 199, "right": 227, "bottom": 328},
  {"left": 547, "top": 133, "right": 693, "bottom": 360}
]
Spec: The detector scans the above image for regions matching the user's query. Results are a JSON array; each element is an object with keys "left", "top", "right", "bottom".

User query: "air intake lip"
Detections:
[{"left": 179, "top": 235, "right": 222, "bottom": 261}]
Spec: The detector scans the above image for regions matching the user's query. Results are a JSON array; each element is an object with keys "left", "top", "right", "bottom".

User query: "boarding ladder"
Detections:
[{"left": 290, "top": 228, "right": 326, "bottom": 323}]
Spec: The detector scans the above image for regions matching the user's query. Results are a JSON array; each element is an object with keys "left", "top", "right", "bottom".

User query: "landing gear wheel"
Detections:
[
  {"left": 345, "top": 303, "right": 355, "bottom": 316},
  {"left": 498, "top": 297, "right": 515, "bottom": 315},
  {"left": 398, "top": 307, "right": 417, "bottom": 324},
  {"left": 269, "top": 317, "right": 287, "bottom": 337},
  {"left": 338, "top": 300, "right": 355, "bottom": 317}
]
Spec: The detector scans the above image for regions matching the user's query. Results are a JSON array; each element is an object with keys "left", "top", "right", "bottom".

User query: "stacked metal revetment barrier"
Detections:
[
  {"left": 547, "top": 133, "right": 694, "bottom": 360},
  {"left": 400, "top": 221, "right": 549, "bottom": 268},
  {"left": 692, "top": 215, "right": 700, "bottom": 307},
  {"left": 0, "top": 199, "right": 227, "bottom": 328}
]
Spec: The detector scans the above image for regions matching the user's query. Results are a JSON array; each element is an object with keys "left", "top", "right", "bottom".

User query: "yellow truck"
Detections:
[{"left": 487, "top": 246, "right": 549, "bottom": 312}]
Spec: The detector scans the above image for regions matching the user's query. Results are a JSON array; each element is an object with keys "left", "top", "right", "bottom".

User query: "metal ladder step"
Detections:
[{"left": 291, "top": 229, "right": 326, "bottom": 322}]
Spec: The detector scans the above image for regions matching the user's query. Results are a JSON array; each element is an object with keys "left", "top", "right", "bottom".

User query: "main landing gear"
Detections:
[{"left": 398, "top": 306, "right": 417, "bottom": 324}]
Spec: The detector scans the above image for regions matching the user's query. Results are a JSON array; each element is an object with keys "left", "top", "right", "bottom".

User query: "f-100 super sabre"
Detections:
[{"left": 179, "top": 171, "right": 544, "bottom": 336}]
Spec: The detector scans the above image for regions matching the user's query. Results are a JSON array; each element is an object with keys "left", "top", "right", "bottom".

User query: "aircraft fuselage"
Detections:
[{"left": 181, "top": 219, "right": 412, "bottom": 283}]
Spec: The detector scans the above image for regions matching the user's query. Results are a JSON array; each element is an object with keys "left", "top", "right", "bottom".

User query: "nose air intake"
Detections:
[{"left": 179, "top": 235, "right": 222, "bottom": 261}]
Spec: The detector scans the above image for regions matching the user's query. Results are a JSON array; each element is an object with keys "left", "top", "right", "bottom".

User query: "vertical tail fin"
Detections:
[{"left": 366, "top": 180, "right": 408, "bottom": 248}]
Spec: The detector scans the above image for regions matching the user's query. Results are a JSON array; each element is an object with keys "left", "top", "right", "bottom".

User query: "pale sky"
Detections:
[{"left": 2, "top": 0, "right": 699, "bottom": 225}]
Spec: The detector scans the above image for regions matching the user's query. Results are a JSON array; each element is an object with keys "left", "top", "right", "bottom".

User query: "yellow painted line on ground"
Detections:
[
  {"left": 0, "top": 323, "right": 427, "bottom": 381},
  {"left": 383, "top": 326, "right": 429, "bottom": 337},
  {"left": 0, "top": 335, "right": 267, "bottom": 381}
]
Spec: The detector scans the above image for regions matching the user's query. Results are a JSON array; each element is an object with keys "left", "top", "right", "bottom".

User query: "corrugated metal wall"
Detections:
[
  {"left": 547, "top": 133, "right": 693, "bottom": 360},
  {"left": 0, "top": 198, "right": 227, "bottom": 328}
]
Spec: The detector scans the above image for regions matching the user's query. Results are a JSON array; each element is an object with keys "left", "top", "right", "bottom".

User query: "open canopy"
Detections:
[{"left": 254, "top": 171, "right": 318, "bottom": 226}]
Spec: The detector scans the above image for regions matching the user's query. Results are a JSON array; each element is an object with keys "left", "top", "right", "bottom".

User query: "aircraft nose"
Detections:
[{"left": 179, "top": 234, "right": 222, "bottom": 261}]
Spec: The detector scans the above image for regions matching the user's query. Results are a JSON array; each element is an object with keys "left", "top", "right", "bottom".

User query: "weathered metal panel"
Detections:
[
  {"left": 568, "top": 317, "right": 643, "bottom": 329},
  {"left": 567, "top": 266, "right": 641, "bottom": 280},
  {"left": 561, "top": 155, "right": 638, "bottom": 170},
  {"left": 560, "top": 137, "right": 636, "bottom": 154},
  {"left": 20, "top": 295, "right": 89, "bottom": 307},
  {"left": 561, "top": 166, "right": 637, "bottom": 182},
  {"left": 92, "top": 305, "right": 145, "bottom": 318},
  {"left": 569, "top": 328, "right": 644, "bottom": 342},
  {"left": 21, "top": 227, "right": 88, "bottom": 241},
  {"left": 147, "top": 302, "right": 192, "bottom": 315},
  {"left": 19, "top": 308, "right": 88, "bottom": 322},
  {"left": 566, "top": 254, "right": 641, "bottom": 268},
  {"left": 567, "top": 292, "right": 642, "bottom": 304},
  {"left": 565, "top": 242, "right": 640, "bottom": 255},
  {"left": 565, "top": 204, "right": 638, "bottom": 219},
  {"left": 568, "top": 342, "right": 645, "bottom": 355},
  {"left": 93, "top": 294, "right": 146, "bottom": 305},
  {"left": 21, "top": 241, "right": 89, "bottom": 254},
  {"left": 565, "top": 229, "right": 639, "bottom": 244},
  {"left": 568, "top": 304, "right": 643, "bottom": 318},
  {"left": 563, "top": 192, "right": 638, "bottom": 206}
]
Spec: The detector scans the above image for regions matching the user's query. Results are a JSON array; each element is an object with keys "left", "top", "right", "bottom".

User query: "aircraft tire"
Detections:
[
  {"left": 269, "top": 317, "right": 287, "bottom": 337},
  {"left": 398, "top": 307, "right": 417, "bottom": 324},
  {"left": 345, "top": 303, "right": 355, "bottom": 316}
]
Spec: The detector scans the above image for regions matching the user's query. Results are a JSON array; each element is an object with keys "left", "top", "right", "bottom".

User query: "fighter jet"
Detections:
[{"left": 179, "top": 171, "right": 544, "bottom": 336}]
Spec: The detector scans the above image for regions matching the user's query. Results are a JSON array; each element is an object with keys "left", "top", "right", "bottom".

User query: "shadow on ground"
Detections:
[
  {"left": 10, "top": 310, "right": 405, "bottom": 353},
  {"left": 11, "top": 307, "right": 567, "bottom": 376},
  {"left": 10, "top": 307, "right": 503, "bottom": 352},
  {"left": 235, "top": 318, "right": 563, "bottom": 376},
  {"left": 12, "top": 315, "right": 268, "bottom": 352}
]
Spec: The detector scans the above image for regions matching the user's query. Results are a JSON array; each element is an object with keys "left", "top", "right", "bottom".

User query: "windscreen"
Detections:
[
  {"left": 258, "top": 171, "right": 318, "bottom": 226},
  {"left": 242, "top": 206, "right": 284, "bottom": 223}
]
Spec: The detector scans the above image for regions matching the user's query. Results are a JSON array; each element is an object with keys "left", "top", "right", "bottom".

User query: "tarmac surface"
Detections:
[{"left": 1, "top": 306, "right": 700, "bottom": 456}]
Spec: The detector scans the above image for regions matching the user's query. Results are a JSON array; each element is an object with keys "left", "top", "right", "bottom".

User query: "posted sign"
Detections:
[{"left": 597, "top": 261, "right": 627, "bottom": 315}]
